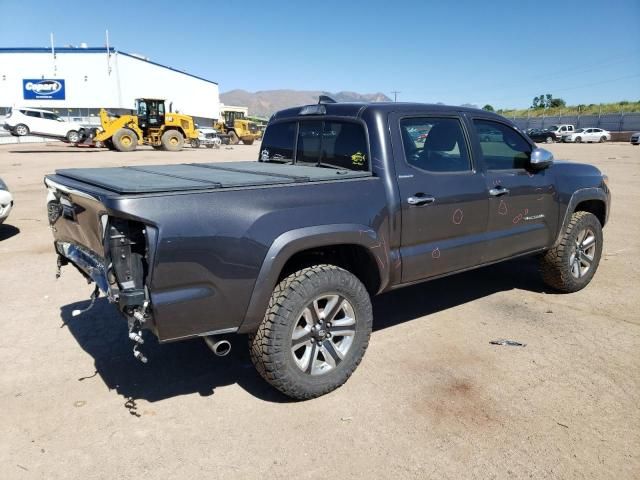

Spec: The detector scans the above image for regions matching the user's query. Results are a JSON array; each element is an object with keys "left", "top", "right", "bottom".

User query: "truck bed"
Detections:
[{"left": 54, "top": 161, "right": 371, "bottom": 194}]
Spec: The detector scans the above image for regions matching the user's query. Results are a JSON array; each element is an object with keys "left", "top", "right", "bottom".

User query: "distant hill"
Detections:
[{"left": 220, "top": 89, "right": 392, "bottom": 118}]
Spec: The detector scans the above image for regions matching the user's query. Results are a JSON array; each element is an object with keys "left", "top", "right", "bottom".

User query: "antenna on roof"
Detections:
[{"left": 318, "top": 95, "right": 337, "bottom": 104}]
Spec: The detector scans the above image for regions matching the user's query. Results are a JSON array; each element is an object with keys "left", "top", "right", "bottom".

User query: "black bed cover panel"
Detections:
[{"left": 54, "top": 162, "right": 371, "bottom": 194}]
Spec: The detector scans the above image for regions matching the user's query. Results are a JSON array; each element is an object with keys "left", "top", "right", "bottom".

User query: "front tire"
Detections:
[
  {"left": 539, "top": 211, "right": 603, "bottom": 293},
  {"left": 575, "top": 136, "right": 582, "bottom": 143},
  {"left": 190, "top": 138, "right": 201, "bottom": 148},
  {"left": 545, "top": 136, "right": 553, "bottom": 144},
  {"left": 249, "top": 265, "right": 373, "bottom": 400},
  {"left": 112, "top": 128, "right": 138, "bottom": 152},
  {"left": 227, "top": 131, "right": 239, "bottom": 145}
]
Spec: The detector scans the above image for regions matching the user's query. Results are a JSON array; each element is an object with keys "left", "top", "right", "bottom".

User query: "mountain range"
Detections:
[{"left": 220, "top": 90, "right": 392, "bottom": 118}]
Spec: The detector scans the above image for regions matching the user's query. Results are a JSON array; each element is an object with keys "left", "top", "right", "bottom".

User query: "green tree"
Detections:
[
  {"left": 549, "top": 98, "right": 566, "bottom": 108},
  {"left": 482, "top": 104, "right": 495, "bottom": 112}
]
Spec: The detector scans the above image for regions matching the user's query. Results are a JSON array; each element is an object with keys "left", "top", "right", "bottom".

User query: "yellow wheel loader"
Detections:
[
  {"left": 214, "top": 110, "right": 260, "bottom": 146},
  {"left": 93, "top": 98, "right": 199, "bottom": 152}
]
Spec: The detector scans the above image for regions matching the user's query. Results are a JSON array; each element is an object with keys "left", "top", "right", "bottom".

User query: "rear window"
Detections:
[{"left": 260, "top": 119, "right": 369, "bottom": 171}]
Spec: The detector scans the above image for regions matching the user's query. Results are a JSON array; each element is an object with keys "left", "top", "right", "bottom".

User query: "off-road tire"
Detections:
[
  {"left": 249, "top": 265, "right": 373, "bottom": 400},
  {"left": 242, "top": 137, "right": 255, "bottom": 146},
  {"left": 112, "top": 128, "right": 138, "bottom": 152},
  {"left": 14, "top": 124, "right": 29, "bottom": 136},
  {"left": 539, "top": 211, "right": 603, "bottom": 293},
  {"left": 161, "top": 130, "right": 184, "bottom": 151},
  {"left": 227, "top": 131, "right": 239, "bottom": 145},
  {"left": 66, "top": 130, "right": 80, "bottom": 143}
]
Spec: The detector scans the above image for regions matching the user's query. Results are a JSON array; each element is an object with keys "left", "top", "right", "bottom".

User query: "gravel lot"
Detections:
[{"left": 0, "top": 141, "right": 638, "bottom": 479}]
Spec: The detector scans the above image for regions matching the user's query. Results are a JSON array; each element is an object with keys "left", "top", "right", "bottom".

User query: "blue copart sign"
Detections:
[{"left": 23, "top": 79, "right": 66, "bottom": 100}]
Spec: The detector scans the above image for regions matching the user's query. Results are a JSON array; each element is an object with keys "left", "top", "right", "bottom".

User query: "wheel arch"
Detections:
[
  {"left": 554, "top": 187, "right": 609, "bottom": 247},
  {"left": 238, "top": 224, "right": 390, "bottom": 333}
]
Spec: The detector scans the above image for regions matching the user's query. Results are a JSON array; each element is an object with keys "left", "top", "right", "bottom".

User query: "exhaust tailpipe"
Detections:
[{"left": 204, "top": 336, "right": 232, "bottom": 357}]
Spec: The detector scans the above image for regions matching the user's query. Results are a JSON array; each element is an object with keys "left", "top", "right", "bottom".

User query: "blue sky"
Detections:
[{"left": 1, "top": 0, "right": 638, "bottom": 108}]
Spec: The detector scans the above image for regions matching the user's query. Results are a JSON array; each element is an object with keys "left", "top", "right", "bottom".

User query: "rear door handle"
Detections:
[
  {"left": 489, "top": 186, "right": 510, "bottom": 197},
  {"left": 407, "top": 195, "right": 435, "bottom": 206}
]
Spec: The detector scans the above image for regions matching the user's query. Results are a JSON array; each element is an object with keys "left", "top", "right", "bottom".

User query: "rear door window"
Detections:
[
  {"left": 400, "top": 117, "right": 471, "bottom": 172},
  {"left": 25, "top": 110, "right": 42, "bottom": 118}
]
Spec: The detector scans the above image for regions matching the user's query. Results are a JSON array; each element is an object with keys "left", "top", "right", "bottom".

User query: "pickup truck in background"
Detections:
[{"left": 45, "top": 101, "right": 610, "bottom": 400}]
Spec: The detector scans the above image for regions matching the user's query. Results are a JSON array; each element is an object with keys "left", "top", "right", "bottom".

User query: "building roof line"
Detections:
[{"left": 0, "top": 47, "right": 218, "bottom": 85}]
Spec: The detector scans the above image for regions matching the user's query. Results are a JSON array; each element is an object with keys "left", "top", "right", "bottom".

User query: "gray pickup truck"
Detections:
[{"left": 45, "top": 101, "right": 610, "bottom": 399}]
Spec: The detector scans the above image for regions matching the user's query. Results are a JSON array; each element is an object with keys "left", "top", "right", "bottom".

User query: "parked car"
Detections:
[
  {"left": 3, "top": 107, "right": 84, "bottom": 143},
  {"left": 563, "top": 128, "right": 611, "bottom": 143},
  {"left": 197, "top": 127, "right": 223, "bottom": 148},
  {"left": 527, "top": 128, "right": 558, "bottom": 144},
  {"left": 630, "top": 132, "right": 640, "bottom": 145},
  {"left": 546, "top": 124, "right": 575, "bottom": 140},
  {"left": 0, "top": 178, "right": 13, "bottom": 225},
  {"left": 45, "top": 101, "right": 610, "bottom": 400}
]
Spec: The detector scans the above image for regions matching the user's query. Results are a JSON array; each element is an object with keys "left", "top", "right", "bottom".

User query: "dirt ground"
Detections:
[{"left": 0, "top": 141, "right": 638, "bottom": 480}]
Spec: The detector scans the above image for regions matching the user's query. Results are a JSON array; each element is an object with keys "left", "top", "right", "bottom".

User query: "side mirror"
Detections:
[{"left": 530, "top": 147, "right": 554, "bottom": 169}]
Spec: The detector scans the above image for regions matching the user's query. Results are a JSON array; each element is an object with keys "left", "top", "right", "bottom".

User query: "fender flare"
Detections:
[
  {"left": 553, "top": 187, "right": 609, "bottom": 247},
  {"left": 237, "top": 224, "right": 390, "bottom": 333}
]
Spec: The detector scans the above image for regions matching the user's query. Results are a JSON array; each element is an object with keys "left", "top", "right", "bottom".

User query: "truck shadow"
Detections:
[
  {"left": 60, "top": 256, "right": 548, "bottom": 405},
  {"left": 0, "top": 224, "right": 20, "bottom": 241},
  {"left": 372, "top": 256, "right": 547, "bottom": 331}
]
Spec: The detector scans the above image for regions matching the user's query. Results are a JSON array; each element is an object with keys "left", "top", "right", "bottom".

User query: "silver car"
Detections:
[{"left": 631, "top": 132, "right": 640, "bottom": 145}]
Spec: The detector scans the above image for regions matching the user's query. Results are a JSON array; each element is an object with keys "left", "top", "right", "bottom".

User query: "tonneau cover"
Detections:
[{"left": 55, "top": 161, "right": 371, "bottom": 194}]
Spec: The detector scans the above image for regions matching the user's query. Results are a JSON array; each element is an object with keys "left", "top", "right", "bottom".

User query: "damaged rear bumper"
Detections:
[{"left": 56, "top": 241, "right": 110, "bottom": 295}]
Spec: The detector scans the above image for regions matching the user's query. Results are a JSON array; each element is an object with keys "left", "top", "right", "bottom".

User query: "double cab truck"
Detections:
[{"left": 45, "top": 101, "right": 610, "bottom": 400}]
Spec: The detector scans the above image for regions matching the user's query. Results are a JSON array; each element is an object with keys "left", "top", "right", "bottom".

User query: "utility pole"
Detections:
[{"left": 391, "top": 91, "right": 400, "bottom": 102}]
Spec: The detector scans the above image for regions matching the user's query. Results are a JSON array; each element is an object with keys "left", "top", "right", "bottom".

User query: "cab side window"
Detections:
[{"left": 473, "top": 119, "right": 531, "bottom": 170}]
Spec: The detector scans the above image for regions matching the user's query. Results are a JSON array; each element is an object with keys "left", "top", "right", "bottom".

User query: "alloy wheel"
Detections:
[
  {"left": 291, "top": 294, "right": 356, "bottom": 376},
  {"left": 569, "top": 228, "right": 596, "bottom": 279}
]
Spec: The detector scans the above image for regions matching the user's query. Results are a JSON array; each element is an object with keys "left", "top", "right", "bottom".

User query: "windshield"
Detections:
[
  {"left": 547, "top": 125, "right": 558, "bottom": 130},
  {"left": 575, "top": 129, "right": 585, "bottom": 133}
]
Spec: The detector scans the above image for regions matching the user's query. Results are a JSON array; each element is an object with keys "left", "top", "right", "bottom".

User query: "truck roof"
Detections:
[{"left": 271, "top": 102, "right": 506, "bottom": 121}]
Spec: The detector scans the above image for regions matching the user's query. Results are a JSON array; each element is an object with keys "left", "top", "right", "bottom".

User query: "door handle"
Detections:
[
  {"left": 489, "top": 186, "right": 510, "bottom": 197},
  {"left": 407, "top": 195, "right": 435, "bottom": 206}
]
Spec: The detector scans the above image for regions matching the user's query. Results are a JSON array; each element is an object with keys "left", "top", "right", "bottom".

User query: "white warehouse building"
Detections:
[{"left": 0, "top": 47, "right": 220, "bottom": 125}]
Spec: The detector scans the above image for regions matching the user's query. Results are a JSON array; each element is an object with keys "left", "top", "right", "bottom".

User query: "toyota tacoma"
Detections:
[{"left": 45, "top": 100, "right": 610, "bottom": 399}]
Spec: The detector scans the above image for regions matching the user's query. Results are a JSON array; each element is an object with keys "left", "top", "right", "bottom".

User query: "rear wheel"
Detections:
[
  {"left": 539, "top": 211, "right": 603, "bottom": 293},
  {"left": 249, "top": 265, "right": 373, "bottom": 400},
  {"left": 599, "top": 136, "right": 606, "bottom": 143},
  {"left": 161, "top": 130, "right": 184, "bottom": 151},
  {"left": 66, "top": 130, "right": 80, "bottom": 143},
  {"left": 227, "top": 131, "right": 239, "bottom": 145},
  {"left": 14, "top": 124, "right": 29, "bottom": 136},
  {"left": 112, "top": 128, "right": 138, "bottom": 152}
]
